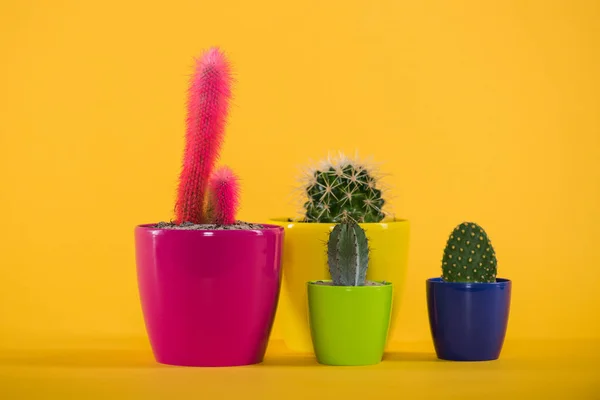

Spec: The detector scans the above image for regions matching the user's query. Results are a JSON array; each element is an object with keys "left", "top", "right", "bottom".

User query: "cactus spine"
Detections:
[
  {"left": 174, "top": 47, "right": 240, "bottom": 225},
  {"left": 327, "top": 221, "right": 370, "bottom": 286},
  {"left": 300, "top": 153, "right": 387, "bottom": 223},
  {"left": 441, "top": 222, "right": 497, "bottom": 283}
]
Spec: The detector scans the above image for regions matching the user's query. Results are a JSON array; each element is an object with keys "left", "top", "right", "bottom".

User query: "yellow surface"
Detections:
[
  {"left": 1, "top": 339, "right": 599, "bottom": 398},
  {"left": 1, "top": 0, "right": 600, "bottom": 351},
  {"left": 269, "top": 219, "right": 410, "bottom": 352}
]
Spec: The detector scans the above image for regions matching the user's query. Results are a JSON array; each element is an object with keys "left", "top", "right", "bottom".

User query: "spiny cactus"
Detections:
[
  {"left": 174, "top": 47, "right": 239, "bottom": 225},
  {"left": 327, "top": 221, "right": 370, "bottom": 286},
  {"left": 300, "top": 153, "right": 387, "bottom": 223},
  {"left": 441, "top": 222, "right": 497, "bottom": 283},
  {"left": 206, "top": 166, "right": 240, "bottom": 225}
]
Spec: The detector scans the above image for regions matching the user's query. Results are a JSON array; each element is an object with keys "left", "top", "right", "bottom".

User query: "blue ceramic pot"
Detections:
[{"left": 426, "top": 277, "right": 511, "bottom": 361}]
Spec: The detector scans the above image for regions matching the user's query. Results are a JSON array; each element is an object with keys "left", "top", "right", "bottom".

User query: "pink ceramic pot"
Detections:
[{"left": 134, "top": 223, "right": 284, "bottom": 367}]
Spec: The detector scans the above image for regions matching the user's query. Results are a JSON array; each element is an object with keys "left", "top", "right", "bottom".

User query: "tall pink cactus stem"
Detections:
[
  {"left": 175, "top": 47, "right": 233, "bottom": 224},
  {"left": 207, "top": 166, "right": 240, "bottom": 225}
]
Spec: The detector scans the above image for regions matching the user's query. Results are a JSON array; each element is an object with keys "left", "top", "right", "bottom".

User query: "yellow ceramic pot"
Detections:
[{"left": 267, "top": 218, "right": 410, "bottom": 353}]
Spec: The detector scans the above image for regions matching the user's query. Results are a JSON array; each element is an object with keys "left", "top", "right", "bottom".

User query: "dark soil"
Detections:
[
  {"left": 313, "top": 280, "right": 388, "bottom": 286},
  {"left": 154, "top": 221, "right": 264, "bottom": 230}
]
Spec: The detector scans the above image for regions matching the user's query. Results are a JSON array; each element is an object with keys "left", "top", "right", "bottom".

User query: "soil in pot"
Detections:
[
  {"left": 312, "top": 280, "right": 388, "bottom": 286},
  {"left": 154, "top": 221, "right": 264, "bottom": 230}
]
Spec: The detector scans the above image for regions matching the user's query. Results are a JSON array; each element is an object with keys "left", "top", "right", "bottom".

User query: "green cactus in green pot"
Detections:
[
  {"left": 441, "top": 222, "right": 497, "bottom": 283},
  {"left": 325, "top": 220, "right": 371, "bottom": 286},
  {"left": 298, "top": 152, "right": 388, "bottom": 223}
]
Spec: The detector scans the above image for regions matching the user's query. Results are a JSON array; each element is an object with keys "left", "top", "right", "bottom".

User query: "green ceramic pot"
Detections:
[{"left": 307, "top": 280, "right": 393, "bottom": 366}]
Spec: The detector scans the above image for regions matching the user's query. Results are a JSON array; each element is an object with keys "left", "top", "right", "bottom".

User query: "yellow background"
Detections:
[{"left": 1, "top": 0, "right": 599, "bottom": 351}]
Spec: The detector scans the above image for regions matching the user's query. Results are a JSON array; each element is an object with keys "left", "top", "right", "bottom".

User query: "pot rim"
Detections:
[
  {"left": 135, "top": 222, "right": 284, "bottom": 235},
  {"left": 307, "top": 280, "right": 392, "bottom": 288},
  {"left": 427, "top": 277, "right": 511, "bottom": 287},
  {"left": 268, "top": 217, "right": 409, "bottom": 225}
]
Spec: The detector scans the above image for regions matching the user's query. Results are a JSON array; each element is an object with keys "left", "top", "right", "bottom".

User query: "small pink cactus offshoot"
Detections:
[
  {"left": 207, "top": 166, "right": 240, "bottom": 225},
  {"left": 175, "top": 47, "right": 233, "bottom": 224}
]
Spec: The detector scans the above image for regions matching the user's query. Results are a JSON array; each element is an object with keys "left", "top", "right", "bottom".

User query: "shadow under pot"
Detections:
[{"left": 426, "top": 277, "right": 511, "bottom": 361}]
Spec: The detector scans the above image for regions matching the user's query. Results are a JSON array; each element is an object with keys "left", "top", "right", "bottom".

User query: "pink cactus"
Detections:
[
  {"left": 175, "top": 47, "right": 233, "bottom": 224},
  {"left": 207, "top": 166, "right": 240, "bottom": 225}
]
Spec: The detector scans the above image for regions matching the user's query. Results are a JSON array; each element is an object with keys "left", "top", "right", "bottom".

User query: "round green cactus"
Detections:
[
  {"left": 441, "top": 222, "right": 497, "bottom": 283},
  {"left": 300, "top": 154, "right": 387, "bottom": 223}
]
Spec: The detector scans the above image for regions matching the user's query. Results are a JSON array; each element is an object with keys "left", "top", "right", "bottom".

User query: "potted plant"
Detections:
[
  {"left": 426, "top": 222, "right": 511, "bottom": 361},
  {"left": 268, "top": 153, "right": 409, "bottom": 353},
  {"left": 308, "top": 220, "right": 393, "bottom": 366},
  {"left": 134, "top": 47, "right": 284, "bottom": 367}
]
